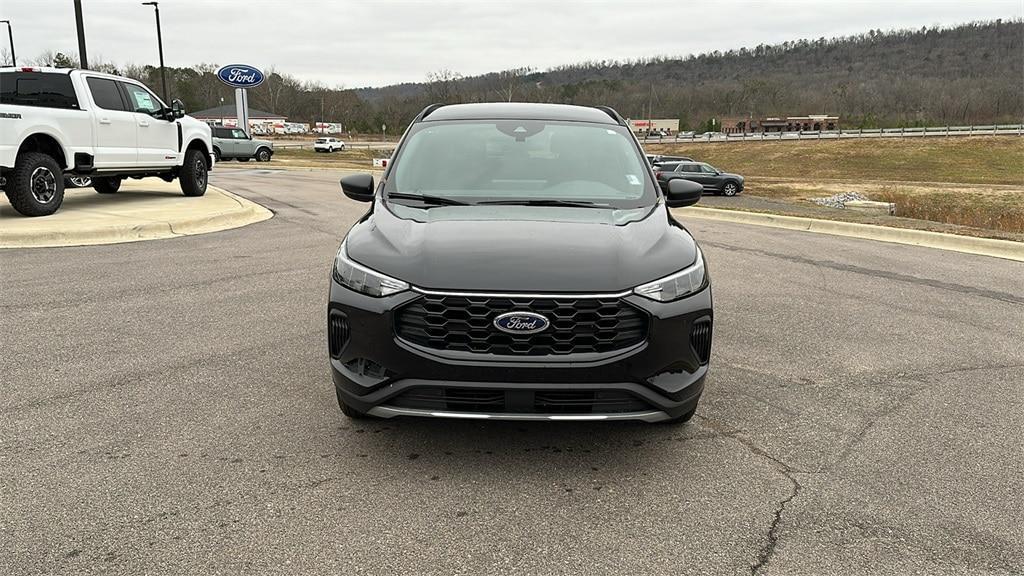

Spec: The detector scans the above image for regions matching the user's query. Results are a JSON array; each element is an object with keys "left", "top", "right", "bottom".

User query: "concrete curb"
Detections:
[
  {"left": 678, "top": 206, "right": 1024, "bottom": 262},
  {"left": 0, "top": 186, "right": 273, "bottom": 249}
]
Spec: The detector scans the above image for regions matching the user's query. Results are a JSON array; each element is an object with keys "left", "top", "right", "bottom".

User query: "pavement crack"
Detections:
[
  {"left": 697, "top": 415, "right": 804, "bottom": 474},
  {"left": 696, "top": 415, "right": 805, "bottom": 576},
  {"left": 750, "top": 473, "right": 801, "bottom": 576}
]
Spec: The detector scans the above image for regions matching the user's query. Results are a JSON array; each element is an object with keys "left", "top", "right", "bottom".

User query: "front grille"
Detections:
[
  {"left": 395, "top": 294, "right": 648, "bottom": 355},
  {"left": 690, "top": 318, "right": 712, "bottom": 364},
  {"left": 328, "top": 311, "right": 350, "bottom": 358},
  {"left": 388, "top": 387, "right": 652, "bottom": 414}
]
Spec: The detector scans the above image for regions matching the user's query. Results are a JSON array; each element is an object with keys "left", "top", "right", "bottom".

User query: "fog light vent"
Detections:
[
  {"left": 343, "top": 358, "right": 390, "bottom": 379},
  {"left": 328, "top": 311, "right": 350, "bottom": 358},
  {"left": 690, "top": 318, "right": 712, "bottom": 364}
]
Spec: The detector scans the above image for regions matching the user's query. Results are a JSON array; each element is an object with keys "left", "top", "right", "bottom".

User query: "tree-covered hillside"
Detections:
[
  {"left": 358, "top": 20, "right": 1023, "bottom": 131},
  {"left": 22, "top": 19, "right": 1022, "bottom": 132}
]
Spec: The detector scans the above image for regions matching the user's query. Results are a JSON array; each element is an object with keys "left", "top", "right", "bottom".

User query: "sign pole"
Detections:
[
  {"left": 74, "top": 0, "right": 88, "bottom": 69},
  {"left": 235, "top": 88, "right": 250, "bottom": 136}
]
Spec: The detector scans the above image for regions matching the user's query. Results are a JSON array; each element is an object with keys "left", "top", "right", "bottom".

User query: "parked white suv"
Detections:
[
  {"left": 0, "top": 67, "right": 214, "bottom": 217},
  {"left": 313, "top": 137, "right": 345, "bottom": 152}
]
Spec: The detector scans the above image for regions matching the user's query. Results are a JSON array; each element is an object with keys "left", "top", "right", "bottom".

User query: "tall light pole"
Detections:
[
  {"left": 73, "top": 0, "right": 88, "bottom": 68},
  {"left": 0, "top": 20, "right": 14, "bottom": 66},
  {"left": 141, "top": 2, "right": 168, "bottom": 104}
]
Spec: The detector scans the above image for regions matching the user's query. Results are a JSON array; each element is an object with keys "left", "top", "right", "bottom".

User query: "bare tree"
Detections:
[
  {"left": 492, "top": 67, "right": 534, "bottom": 102},
  {"left": 425, "top": 69, "right": 464, "bottom": 103}
]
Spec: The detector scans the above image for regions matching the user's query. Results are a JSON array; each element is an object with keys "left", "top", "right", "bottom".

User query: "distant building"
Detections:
[
  {"left": 189, "top": 104, "right": 288, "bottom": 128},
  {"left": 628, "top": 118, "right": 680, "bottom": 134},
  {"left": 721, "top": 115, "right": 840, "bottom": 134}
]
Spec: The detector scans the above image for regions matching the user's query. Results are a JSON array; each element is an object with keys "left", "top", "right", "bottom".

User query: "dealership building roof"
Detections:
[{"left": 189, "top": 105, "right": 286, "bottom": 121}]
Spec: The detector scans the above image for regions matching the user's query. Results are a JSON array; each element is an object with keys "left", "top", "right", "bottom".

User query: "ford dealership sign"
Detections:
[{"left": 216, "top": 64, "right": 265, "bottom": 88}]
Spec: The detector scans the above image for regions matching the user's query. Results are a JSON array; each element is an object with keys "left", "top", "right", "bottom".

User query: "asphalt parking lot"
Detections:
[{"left": 2, "top": 168, "right": 1022, "bottom": 575}]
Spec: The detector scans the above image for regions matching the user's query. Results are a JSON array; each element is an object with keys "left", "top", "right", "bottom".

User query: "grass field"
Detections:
[
  {"left": 645, "top": 136, "right": 1024, "bottom": 185},
  {"left": 646, "top": 136, "right": 1024, "bottom": 233},
  {"left": 269, "top": 147, "right": 389, "bottom": 170}
]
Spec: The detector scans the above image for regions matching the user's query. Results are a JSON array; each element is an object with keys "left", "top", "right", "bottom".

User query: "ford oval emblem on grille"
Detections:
[{"left": 493, "top": 311, "right": 550, "bottom": 334}]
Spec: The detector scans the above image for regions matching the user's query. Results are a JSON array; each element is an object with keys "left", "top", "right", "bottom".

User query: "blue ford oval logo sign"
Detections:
[
  {"left": 493, "top": 311, "right": 550, "bottom": 334},
  {"left": 216, "top": 64, "right": 265, "bottom": 88}
]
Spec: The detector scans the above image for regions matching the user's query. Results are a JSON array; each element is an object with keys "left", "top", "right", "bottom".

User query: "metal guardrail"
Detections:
[
  {"left": 642, "top": 124, "right": 1024, "bottom": 144},
  {"left": 271, "top": 141, "right": 398, "bottom": 150}
]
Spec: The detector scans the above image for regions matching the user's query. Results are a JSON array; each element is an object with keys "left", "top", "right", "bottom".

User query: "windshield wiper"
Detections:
[
  {"left": 476, "top": 199, "right": 610, "bottom": 209},
  {"left": 386, "top": 192, "right": 471, "bottom": 206}
]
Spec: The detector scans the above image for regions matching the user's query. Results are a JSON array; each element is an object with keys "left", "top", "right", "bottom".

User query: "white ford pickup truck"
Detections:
[{"left": 0, "top": 67, "right": 214, "bottom": 217}]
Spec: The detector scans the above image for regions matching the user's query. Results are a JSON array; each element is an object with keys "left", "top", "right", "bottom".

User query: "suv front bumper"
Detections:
[{"left": 328, "top": 281, "right": 713, "bottom": 421}]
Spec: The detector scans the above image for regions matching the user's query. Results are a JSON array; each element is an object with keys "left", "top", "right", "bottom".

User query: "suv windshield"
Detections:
[{"left": 385, "top": 120, "right": 656, "bottom": 209}]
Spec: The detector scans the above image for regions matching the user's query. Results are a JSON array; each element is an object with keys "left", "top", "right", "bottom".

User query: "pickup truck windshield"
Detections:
[{"left": 385, "top": 120, "right": 656, "bottom": 209}]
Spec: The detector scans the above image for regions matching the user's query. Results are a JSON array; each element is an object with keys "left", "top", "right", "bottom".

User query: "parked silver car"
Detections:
[{"left": 211, "top": 127, "right": 274, "bottom": 162}]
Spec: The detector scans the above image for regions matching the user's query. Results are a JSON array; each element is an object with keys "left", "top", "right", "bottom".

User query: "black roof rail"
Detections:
[
  {"left": 593, "top": 106, "right": 626, "bottom": 126},
  {"left": 418, "top": 103, "right": 446, "bottom": 121}
]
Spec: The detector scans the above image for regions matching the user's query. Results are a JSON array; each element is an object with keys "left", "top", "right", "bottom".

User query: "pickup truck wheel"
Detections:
[
  {"left": 93, "top": 177, "right": 122, "bottom": 194},
  {"left": 256, "top": 148, "right": 272, "bottom": 162},
  {"left": 6, "top": 152, "right": 65, "bottom": 217},
  {"left": 179, "top": 148, "right": 209, "bottom": 197}
]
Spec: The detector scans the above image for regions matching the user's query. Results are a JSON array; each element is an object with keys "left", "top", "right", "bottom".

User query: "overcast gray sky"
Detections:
[{"left": 1, "top": 0, "right": 1021, "bottom": 87}]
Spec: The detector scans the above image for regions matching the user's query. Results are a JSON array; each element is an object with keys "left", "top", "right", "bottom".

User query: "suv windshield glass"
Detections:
[{"left": 385, "top": 120, "right": 655, "bottom": 209}]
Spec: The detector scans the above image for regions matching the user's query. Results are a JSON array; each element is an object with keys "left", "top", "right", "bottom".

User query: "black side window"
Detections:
[
  {"left": 0, "top": 72, "right": 80, "bottom": 109},
  {"left": 682, "top": 164, "right": 700, "bottom": 173},
  {"left": 86, "top": 77, "right": 125, "bottom": 111},
  {"left": 213, "top": 128, "right": 228, "bottom": 138}
]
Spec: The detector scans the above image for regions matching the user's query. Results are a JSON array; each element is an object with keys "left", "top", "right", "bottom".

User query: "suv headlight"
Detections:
[
  {"left": 333, "top": 240, "right": 409, "bottom": 297},
  {"left": 633, "top": 249, "right": 707, "bottom": 302}
]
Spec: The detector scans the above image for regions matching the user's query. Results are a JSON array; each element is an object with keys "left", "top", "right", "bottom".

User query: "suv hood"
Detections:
[{"left": 344, "top": 202, "right": 697, "bottom": 293}]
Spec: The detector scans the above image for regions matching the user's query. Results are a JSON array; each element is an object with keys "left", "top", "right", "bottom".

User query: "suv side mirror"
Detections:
[
  {"left": 340, "top": 174, "right": 375, "bottom": 202},
  {"left": 665, "top": 178, "right": 703, "bottom": 208},
  {"left": 171, "top": 99, "right": 186, "bottom": 119}
]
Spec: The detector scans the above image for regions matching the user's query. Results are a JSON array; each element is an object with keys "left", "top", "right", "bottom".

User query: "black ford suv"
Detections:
[{"left": 328, "top": 103, "right": 713, "bottom": 423}]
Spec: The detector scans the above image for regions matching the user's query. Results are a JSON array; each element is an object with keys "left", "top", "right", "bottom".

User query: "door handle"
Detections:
[
  {"left": 138, "top": 119, "right": 150, "bottom": 127},
  {"left": 99, "top": 118, "right": 111, "bottom": 125}
]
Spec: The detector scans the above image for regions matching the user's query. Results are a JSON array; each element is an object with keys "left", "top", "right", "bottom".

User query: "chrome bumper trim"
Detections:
[{"left": 367, "top": 406, "right": 671, "bottom": 422}]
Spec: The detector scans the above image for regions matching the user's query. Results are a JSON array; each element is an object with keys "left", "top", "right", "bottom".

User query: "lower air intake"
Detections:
[
  {"left": 328, "top": 311, "right": 350, "bottom": 358},
  {"left": 690, "top": 318, "right": 712, "bottom": 364}
]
